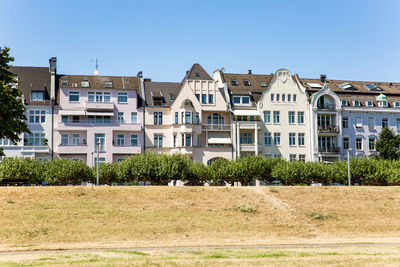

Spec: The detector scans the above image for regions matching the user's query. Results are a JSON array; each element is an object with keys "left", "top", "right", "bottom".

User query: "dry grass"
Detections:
[
  {"left": 0, "top": 186, "right": 400, "bottom": 251},
  {"left": 2, "top": 246, "right": 400, "bottom": 266}
]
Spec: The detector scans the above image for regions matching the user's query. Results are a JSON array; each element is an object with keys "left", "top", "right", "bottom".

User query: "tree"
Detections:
[
  {"left": 375, "top": 127, "right": 400, "bottom": 160},
  {"left": 0, "top": 47, "right": 29, "bottom": 156}
]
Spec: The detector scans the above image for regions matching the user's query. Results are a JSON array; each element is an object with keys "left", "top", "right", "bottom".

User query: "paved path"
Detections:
[{"left": 1, "top": 242, "right": 400, "bottom": 255}]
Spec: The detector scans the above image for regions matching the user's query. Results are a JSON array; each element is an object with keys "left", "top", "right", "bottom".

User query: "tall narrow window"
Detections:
[
  {"left": 185, "top": 134, "right": 192, "bottom": 147},
  {"left": 382, "top": 118, "right": 388, "bottom": 128},
  {"left": 175, "top": 112, "right": 178, "bottom": 124},
  {"left": 153, "top": 112, "right": 158, "bottom": 125},
  {"left": 369, "top": 137, "right": 375, "bottom": 151},
  {"left": 297, "top": 112, "right": 304, "bottom": 124},
  {"left": 61, "top": 134, "right": 68, "bottom": 146},
  {"left": 287, "top": 94, "right": 291, "bottom": 102},
  {"left": 131, "top": 134, "right": 138, "bottom": 146},
  {"left": 273, "top": 111, "right": 280, "bottom": 124},
  {"left": 264, "top": 111, "right": 270, "bottom": 124},
  {"left": 117, "top": 134, "right": 125, "bottom": 146},
  {"left": 158, "top": 112, "right": 163, "bottom": 124},
  {"left": 289, "top": 111, "right": 295, "bottom": 124},
  {"left": 298, "top": 133, "right": 305, "bottom": 146},
  {"left": 185, "top": 112, "right": 191, "bottom": 124},
  {"left": 274, "top": 133, "right": 281, "bottom": 146},
  {"left": 356, "top": 137, "right": 362, "bottom": 150},
  {"left": 342, "top": 117, "right": 349, "bottom": 129},
  {"left": 343, "top": 137, "right": 349, "bottom": 150},
  {"left": 271, "top": 94, "right": 274, "bottom": 101},
  {"left": 289, "top": 133, "right": 296, "bottom": 146},
  {"left": 293, "top": 94, "right": 297, "bottom": 102},
  {"left": 208, "top": 94, "right": 214, "bottom": 104},
  {"left": 131, "top": 112, "right": 137, "bottom": 124},
  {"left": 195, "top": 112, "right": 199, "bottom": 124},
  {"left": 72, "top": 134, "right": 80, "bottom": 145},
  {"left": 282, "top": 94, "right": 286, "bottom": 102},
  {"left": 117, "top": 112, "right": 124, "bottom": 123},
  {"left": 264, "top": 133, "right": 272, "bottom": 146},
  {"left": 202, "top": 94, "right": 207, "bottom": 104},
  {"left": 94, "top": 133, "right": 105, "bottom": 152},
  {"left": 276, "top": 94, "right": 280, "bottom": 102}
]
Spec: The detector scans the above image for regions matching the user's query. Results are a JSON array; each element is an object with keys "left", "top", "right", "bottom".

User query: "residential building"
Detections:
[{"left": 54, "top": 73, "right": 144, "bottom": 166}]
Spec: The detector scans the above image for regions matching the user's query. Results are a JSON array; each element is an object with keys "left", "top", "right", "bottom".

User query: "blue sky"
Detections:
[{"left": 1, "top": 0, "right": 400, "bottom": 82}]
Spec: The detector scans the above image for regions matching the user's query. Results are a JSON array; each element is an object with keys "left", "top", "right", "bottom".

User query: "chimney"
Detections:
[
  {"left": 144, "top": 78, "right": 151, "bottom": 82},
  {"left": 320, "top": 74, "right": 327, "bottom": 83},
  {"left": 248, "top": 70, "right": 252, "bottom": 74},
  {"left": 389, "top": 82, "right": 393, "bottom": 86},
  {"left": 49, "top": 57, "right": 57, "bottom": 101},
  {"left": 186, "top": 71, "right": 189, "bottom": 75}
]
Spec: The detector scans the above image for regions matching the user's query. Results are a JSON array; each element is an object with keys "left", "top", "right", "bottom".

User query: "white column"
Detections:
[
  {"left": 237, "top": 121, "right": 240, "bottom": 158},
  {"left": 254, "top": 122, "right": 258, "bottom": 155}
]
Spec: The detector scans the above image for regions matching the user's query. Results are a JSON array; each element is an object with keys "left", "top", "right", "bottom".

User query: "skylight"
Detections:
[
  {"left": 306, "top": 83, "right": 323, "bottom": 89},
  {"left": 364, "top": 84, "right": 382, "bottom": 91},
  {"left": 231, "top": 80, "right": 238, "bottom": 86},
  {"left": 260, "top": 82, "right": 267, "bottom": 87},
  {"left": 338, "top": 82, "right": 356, "bottom": 90}
]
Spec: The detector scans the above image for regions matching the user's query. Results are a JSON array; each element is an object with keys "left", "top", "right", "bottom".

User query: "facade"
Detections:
[
  {"left": 53, "top": 73, "right": 144, "bottom": 166},
  {"left": 1, "top": 65, "right": 54, "bottom": 160},
  {"left": 144, "top": 64, "right": 232, "bottom": 164}
]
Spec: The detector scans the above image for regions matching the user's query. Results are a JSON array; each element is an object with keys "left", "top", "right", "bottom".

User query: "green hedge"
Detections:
[{"left": 1, "top": 154, "right": 400, "bottom": 186}]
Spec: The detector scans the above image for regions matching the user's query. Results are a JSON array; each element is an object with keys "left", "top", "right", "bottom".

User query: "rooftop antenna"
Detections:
[{"left": 93, "top": 58, "right": 99, "bottom": 76}]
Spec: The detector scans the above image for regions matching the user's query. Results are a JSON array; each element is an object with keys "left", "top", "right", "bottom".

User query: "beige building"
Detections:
[{"left": 144, "top": 64, "right": 232, "bottom": 164}]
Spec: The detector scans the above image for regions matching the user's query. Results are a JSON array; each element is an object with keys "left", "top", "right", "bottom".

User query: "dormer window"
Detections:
[
  {"left": 81, "top": 81, "right": 89, "bottom": 88},
  {"left": 233, "top": 96, "right": 250, "bottom": 105},
  {"left": 153, "top": 96, "right": 163, "bottom": 106},
  {"left": 339, "top": 82, "right": 356, "bottom": 90},
  {"left": 365, "top": 84, "right": 382, "bottom": 91},
  {"left": 306, "top": 83, "right": 323, "bottom": 89},
  {"left": 169, "top": 94, "right": 175, "bottom": 100},
  {"left": 31, "top": 91, "right": 45, "bottom": 101},
  {"left": 195, "top": 72, "right": 200, "bottom": 78},
  {"left": 353, "top": 100, "right": 361, "bottom": 107},
  {"left": 260, "top": 82, "right": 267, "bottom": 87},
  {"left": 61, "top": 81, "right": 68, "bottom": 86},
  {"left": 394, "top": 101, "right": 400, "bottom": 108},
  {"left": 341, "top": 99, "right": 348, "bottom": 106},
  {"left": 231, "top": 80, "right": 238, "bottom": 86},
  {"left": 243, "top": 80, "right": 251, "bottom": 86},
  {"left": 104, "top": 81, "right": 113, "bottom": 88},
  {"left": 366, "top": 100, "right": 374, "bottom": 107},
  {"left": 378, "top": 101, "right": 388, "bottom": 107}
]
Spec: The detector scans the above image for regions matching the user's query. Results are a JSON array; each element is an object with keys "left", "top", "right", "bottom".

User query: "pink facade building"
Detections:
[{"left": 53, "top": 74, "right": 144, "bottom": 166}]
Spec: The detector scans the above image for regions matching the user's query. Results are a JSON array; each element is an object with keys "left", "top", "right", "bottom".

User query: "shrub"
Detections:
[
  {"left": 97, "top": 162, "right": 119, "bottom": 185},
  {"left": 208, "top": 158, "right": 232, "bottom": 185},
  {"left": 0, "top": 157, "right": 45, "bottom": 184},
  {"left": 44, "top": 159, "right": 94, "bottom": 185}
]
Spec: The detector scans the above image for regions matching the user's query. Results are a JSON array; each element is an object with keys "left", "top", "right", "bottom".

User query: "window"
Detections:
[
  {"left": 131, "top": 112, "right": 137, "bottom": 123},
  {"left": 397, "top": 118, "right": 400, "bottom": 130},
  {"left": 366, "top": 100, "right": 374, "bottom": 107},
  {"left": 61, "top": 134, "right": 68, "bottom": 146},
  {"left": 173, "top": 135, "right": 177, "bottom": 147},
  {"left": 287, "top": 94, "right": 291, "bottom": 102},
  {"left": 233, "top": 96, "right": 240, "bottom": 104},
  {"left": 72, "top": 134, "right": 80, "bottom": 145},
  {"left": 233, "top": 96, "right": 250, "bottom": 105},
  {"left": 61, "top": 81, "right": 68, "bottom": 86},
  {"left": 341, "top": 99, "right": 348, "bottom": 106},
  {"left": 231, "top": 80, "right": 238, "bottom": 86},
  {"left": 154, "top": 112, "right": 158, "bottom": 124},
  {"left": 239, "top": 133, "right": 253, "bottom": 144},
  {"left": 185, "top": 112, "right": 191, "bottom": 124},
  {"left": 273, "top": 111, "right": 280, "bottom": 124},
  {"left": 117, "top": 112, "right": 124, "bottom": 123},
  {"left": 130, "top": 134, "right": 138, "bottom": 146},
  {"left": 69, "top": 91, "right": 79, "bottom": 102},
  {"left": 31, "top": 91, "right": 45, "bottom": 101},
  {"left": 293, "top": 94, "right": 297, "bottom": 102},
  {"left": 175, "top": 112, "right": 178, "bottom": 124},
  {"left": 158, "top": 112, "right": 163, "bottom": 124},
  {"left": 289, "top": 111, "right": 295, "bottom": 124},
  {"left": 338, "top": 82, "right": 356, "bottom": 90},
  {"left": 195, "top": 94, "right": 200, "bottom": 101},
  {"left": 195, "top": 112, "right": 199, "bottom": 124},
  {"left": 242, "top": 96, "right": 250, "bottom": 104},
  {"left": 202, "top": 94, "right": 207, "bottom": 104},
  {"left": 299, "top": 154, "right": 306, "bottom": 162},
  {"left": 154, "top": 134, "right": 163, "bottom": 147},
  {"left": 104, "top": 81, "right": 113, "bottom": 88},
  {"left": 353, "top": 100, "right": 361, "bottom": 107},
  {"left": 90, "top": 116, "right": 110, "bottom": 123},
  {"left": 364, "top": 84, "right": 382, "bottom": 91},
  {"left": 282, "top": 94, "right": 286, "bottom": 102},
  {"left": 185, "top": 134, "right": 192, "bottom": 146},
  {"left": 243, "top": 80, "right": 251, "bottom": 86},
  {"left": 264, "top": 133, "right": 272, "bottom": 146},
  {"left": 342, "top": 117, "right": 349, "bottom": 129},
  {"left": 276, "top": 94, "right": 280, "bottom": 102},
  {"left": 25, "top": 132, "right": 45, "bottom": 146},
  {"left": 382, "top": 118, "right": 388, "bottom": 128},
  {"left": 195, "top": 72, "right": 199, "bottom": 77},
  {"left": 169, "top": 94, "right": 175, "bottom": 101},
  {"left": 271, "top": 94, "right": 274, "bottom": 101},
  {"left": 153, "top": 96, "right": 163, "bottom": 106},
  {"left": 298, "top": 133, "right": 305, "bottom": 146},
  {"left": 378, "top": 100, "right": 388, "bottom": 107},
  {"left": 289, "top": 154, "right": 297, "bottom": 162},
  {"left": 289, "top": 133, "right": 296, "bottom": 146},
  {"left": 94, "top": 157, "right": 106, "bottom": 167},
  {"left": 0, "top": 138, "right": 15, "bottom": 146},
  {"left": 368, "top": 117, "right": 374, "bottom": 129},
  {"left": 81, "top": 81, "right": 89, "bottom": 88},
  {"left": 355, "top": 117, "right": 362, "bottom": 128},
  {"left": 395, "top": 101, "right": 400, "bottom": 108},
  {"left": 274, "top": 133, "right": 281, "bottom": 146},
  {"left": 94, "top": 133, "right": 105, "bottom": 152},
  {"left": 208, "top": 94, "right": 214, "bottom": 104},
  {"left": 118, "top": 92, "right": 128, "bottom": 103},
  {"left": 88, "top": 92, "right": 110, "bottom": 102},
  {"left": 72, "top": 116, "right": 80, "bottom": 123},
  {"left": 62, "top": 116, "right": 68, "bottom": 123},
  {"left": 117, "top": 134, "right": 125, "bottom": 146},
  {"left": 260, "top": 82, "right": 267, "bottom": 87},
  {"left": 356, "top": 137, "right": 362, "bottom": 150},
  {"left": 297, "top": 112, "right": 304, "bottom": 124},
  {"left": 343, "top": 137, "right": 349, "bottom": 150},
  {"left": 263, "top": 111, "right": 271, "bottom": 123},
  {"left": 28, "top": 110, "right": 46, "bottom": 123},
  {"left": 369, "top": 137, "right": 375, "bottom": 151}
]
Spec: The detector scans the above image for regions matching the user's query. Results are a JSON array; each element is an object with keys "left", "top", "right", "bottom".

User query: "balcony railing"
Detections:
[
  {"left": 85, "top": 101, "right": 114, "bottom": 111},
  {"left": 318, "top": 126, "right": 340, "bottom": 133},
  {"left": 59, "top": 143, "right": 87, "bottom": 147},
  {"left": 317, "top": 103, "right": 336, "bottom": 110},
  {"left": 318, "top": 147, "right": 340, "bottom": 153},
  {"left": 59, "top": 120, "right": 140, "bottom": 126},
  {"left": 202, "top": 124, "right": 231, "bottom": 131}
]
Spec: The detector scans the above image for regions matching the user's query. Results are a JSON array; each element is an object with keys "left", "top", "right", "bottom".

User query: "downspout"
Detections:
[
  {"left": 138, "top": 71, "right": 145, "bottom": 153},
  {"left": 49, "top": 57, "right": 57, "bottom": 160}
]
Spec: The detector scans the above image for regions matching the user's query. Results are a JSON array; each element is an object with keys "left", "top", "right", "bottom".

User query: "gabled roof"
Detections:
[
  {"left": 58, "top": 75, "right": 140, "bottom": 90},
  {"left": 10, "top": 66, "right": 51, "bottom": 106},
  {"left": 221, "top": 73, "right": 274, "bottom": 106},
  {"left": 144, "top": 82, "right": 182, "bottom": 107},
  {"left": 182, "top": 63, "right": 212, "bottom": 81}
]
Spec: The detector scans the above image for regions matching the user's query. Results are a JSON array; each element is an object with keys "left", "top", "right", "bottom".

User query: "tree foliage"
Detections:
[
  {"left": 375, "top": 127, "right": 400, "bottom": 160},
  {"left": 0, "top": 47, "right": 29, "bottom": 156}
]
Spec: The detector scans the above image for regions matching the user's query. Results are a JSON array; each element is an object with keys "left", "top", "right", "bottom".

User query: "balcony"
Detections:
[
  {"left": 318, "top": 126, "right": 340, "bottom": 134},
  {"left": 202, "top": 124, "right": 231, "bottom": 131},
  {"left": 112, "top": 145, "right": 141, "bottom": 154},
  {"left": 318, "top": 147, "right": 340, "bottom": 153},
  {"left": 317, "top": 103, "right": 336, "bottom": 110},
  {"left": 56, "top": 120, "right": 142, "bottom": 131},
  {"left": 85, "top": 101, "right": 114, "bottom": 111},
  {"left": 57, "top": 144, "right": 88, "bottom": 154},
  {"left": 240, "top": 144, "right": 263, "bottom": 152},
  {"left": 237, "top": 121, "right": 261, "bottom": 129},
  {"left": 172, "top": 124, "right": 202, "bottom": 134}
]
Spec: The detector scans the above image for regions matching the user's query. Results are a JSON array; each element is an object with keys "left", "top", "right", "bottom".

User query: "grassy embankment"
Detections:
[{"left": 1, "top": 186, "right": 400, "bottom": 252}]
